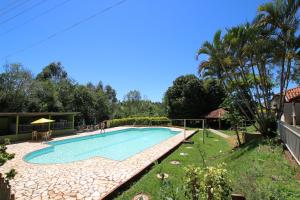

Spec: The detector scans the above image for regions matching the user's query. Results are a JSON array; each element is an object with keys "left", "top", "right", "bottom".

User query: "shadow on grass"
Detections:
[
  {"left": 224, "top": 139, "right": 261, "bottom": 161},
  {"left": 205, "top": 133, "right": 215, "bottom": 138}
]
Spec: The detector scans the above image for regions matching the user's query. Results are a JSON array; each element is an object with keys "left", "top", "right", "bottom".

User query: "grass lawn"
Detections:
[
  {"left": 220, "top": 125, "right": 257, "bottom": 136},
  {"left": 115, "top": 130, "right": 300, "bottom": 200}
]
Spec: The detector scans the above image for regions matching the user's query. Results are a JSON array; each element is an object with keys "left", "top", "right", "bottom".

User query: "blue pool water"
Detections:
[{"left": 24, "top": 128, "right": 180, "bottom": 164}]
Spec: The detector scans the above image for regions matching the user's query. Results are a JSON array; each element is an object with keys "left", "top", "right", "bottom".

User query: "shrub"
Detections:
[
  {"left": 199, "top": 163, "right": 232, "bottom": 200},
  {"left": 4, "top": 138, "right": 10, "bottom": 145},
  {"left": 0, "top": 142, "right": 17, "bottom": 181},
  {"left": 107, "top": 117, "right": 171, "bottom": 128},
  {"left": 5, "top": 169, "right": 17, "bottom": 180},
  {"left": 159, "top": 179, "right": 181, "bottom": 200},
  {"left": 183, "top": 165, "right": 201, "bottom": 200},
  {"left": 0, "top": 144, "right": 15, "bottom": 166},
  {"left": 184, "top": 163, "right": 232, "bottom": 200}
]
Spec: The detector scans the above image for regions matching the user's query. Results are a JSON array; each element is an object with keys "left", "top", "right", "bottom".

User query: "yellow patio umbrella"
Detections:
[
  {"left": 31, "top": 118, "right": 55, "bottom": 124},
  {"left": 31, "top": 118, "right": 55, "bottom": 131}
]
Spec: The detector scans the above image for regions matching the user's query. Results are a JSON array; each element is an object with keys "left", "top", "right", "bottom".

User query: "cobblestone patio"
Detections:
[{"left": 0, "top": 127, "right": 195, "bottom": 200}]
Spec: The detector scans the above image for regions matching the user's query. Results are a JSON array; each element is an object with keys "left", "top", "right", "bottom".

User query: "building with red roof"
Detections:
[
  {"left": 205, "top": 108, "right": 227, "bottom": 129},
  {"left": 272, "top": 86, "right": 300, "bottom": 126}
]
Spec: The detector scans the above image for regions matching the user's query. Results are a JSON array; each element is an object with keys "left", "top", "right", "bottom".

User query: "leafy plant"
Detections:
[
  {"left": 199, "top": 163, "right": 232, "bottom": 200},
  {"left": 0, "top": 143, "right": 17, "bottom": 181},
  {"left": 196, "top": 143, "right": 207, "bottom": 167},
  {"left": 5, "top": 169, "right": 17, "bottom": 180},
  {"left": 184, "top": 164, "right": 232, "bottom": 200},
  {"left": 159, "top": 179, "right": 181, "bottom": 200},
  {"left": 0, "top": 144, "right": 15, "bottom": 166},
  {"left": 183, "top": 165, "right": 201, "bottom": 200},
  {"left": 4, "top": 138, "right": 11, "bottom": 145}
]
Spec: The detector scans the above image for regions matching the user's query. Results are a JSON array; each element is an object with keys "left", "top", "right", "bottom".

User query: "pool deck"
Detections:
[{"left": 0, "top": 126, "right": 196, "bottom": 200}]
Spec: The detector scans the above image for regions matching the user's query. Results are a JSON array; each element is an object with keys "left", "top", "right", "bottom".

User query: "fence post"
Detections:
[
  {"left": 184, "top": 119, "right": 186, "bottom": 141},
  {"left": 202, "top": 119, "right": 205, "bottom": 144}
]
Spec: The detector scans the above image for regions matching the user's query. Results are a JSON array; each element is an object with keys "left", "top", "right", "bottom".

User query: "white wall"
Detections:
[{"left": 283, "top": 103, "right": 300, "bottom": 125}]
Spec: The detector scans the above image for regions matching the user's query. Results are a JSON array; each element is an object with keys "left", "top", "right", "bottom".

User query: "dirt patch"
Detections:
[
  {"left": 283, "top": 149, "right": 299, "bottom": 169},
  {"left": 284, "top": 149, "right": 298, "bottom": 167},
  {"left": 226, "top": 134, "right": 245, "bottom": 148}
]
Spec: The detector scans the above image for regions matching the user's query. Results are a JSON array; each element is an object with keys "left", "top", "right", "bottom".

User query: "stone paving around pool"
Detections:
[{"left": 0, "top": 127, "right": 196, "bottom": 200}]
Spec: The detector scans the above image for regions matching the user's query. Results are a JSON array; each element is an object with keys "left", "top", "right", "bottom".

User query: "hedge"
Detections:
[{"left": 107, "top": 117, "right": 171, "bottom": 128}]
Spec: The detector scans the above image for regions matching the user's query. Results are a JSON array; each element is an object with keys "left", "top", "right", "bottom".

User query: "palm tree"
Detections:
[
  {"left": 256, "top": 0, "right": 300, "bottom": 119},
  {"left": 197, "top": 30, "right": 261, "bottom": 136},
  {"left": 196, "top": 0, "right": 299, "bottom": 137},
  {"left": 197, "top": 30, "right": 225, "bottom": 81}
]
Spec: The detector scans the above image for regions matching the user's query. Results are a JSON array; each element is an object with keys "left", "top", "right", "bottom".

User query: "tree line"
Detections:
[
  {"left": 0, "top": 62, "right": 225, "bottom": 124},
  {"left": 0, "top": 62, "right": 118, "bottom": 124}
]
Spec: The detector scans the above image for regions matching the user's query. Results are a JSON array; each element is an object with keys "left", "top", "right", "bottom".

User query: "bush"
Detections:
[
  {"left": 0, "top": 142, "right": 17, "bottom": 181},
  {"left": 107, "top": 117, "right": 171, "bottom": 128},
  {"left": 184, "top": 163, "right": 232, "bottom": 200},
  {"left": 0, "top": 144, "right": 15, "bottom": 166},
  {"left": 183, "top": 165, "right": 201, "bottom": 200},
  {"left": 5, "top": 169, "right": 17, "bottom": 180}
]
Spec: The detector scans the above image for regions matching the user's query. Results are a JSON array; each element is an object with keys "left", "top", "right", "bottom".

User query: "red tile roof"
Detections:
[
  {"left": 285, "top": 86, "right": 300, "bottom": 102},
  {"left": 205, "top": 108, "right": 227, "bottom": 119}
]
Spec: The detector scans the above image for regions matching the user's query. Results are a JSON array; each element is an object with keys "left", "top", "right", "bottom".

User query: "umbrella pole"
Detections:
[{"left": 48, "top": 115, "right": 51, "bottom": 131}]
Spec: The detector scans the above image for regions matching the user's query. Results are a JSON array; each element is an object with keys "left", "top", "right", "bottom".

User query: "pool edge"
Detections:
[{"left": 101, "top": 129, "right": 198, "bottom": 200}]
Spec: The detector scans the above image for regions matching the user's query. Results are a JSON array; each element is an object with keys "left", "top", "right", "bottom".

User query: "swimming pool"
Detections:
[{"left": 24, "top": 128, "right": 180, "bottom": 164}]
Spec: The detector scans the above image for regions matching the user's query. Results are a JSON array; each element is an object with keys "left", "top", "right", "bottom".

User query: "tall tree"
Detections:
[
  {"left": 36, "top": 62, "right": 68, "bottom": 82},
  {"left": 27, "top": 80, "right": 62, "bottom": 112},
  {"left": 197, "top": 0, "right": 299, "bottom": 137},
  {"left": 115, "top": 90, "right": 166, "bottom": 118},
  {"left": 164, "top": 75, "right": 223, "bottom": 119},
  {"left": 256, "top": 0, "right": 300, "bottom": 119},
  {"left": 0, "top": 64, "right": 32, "bottom": 112}
]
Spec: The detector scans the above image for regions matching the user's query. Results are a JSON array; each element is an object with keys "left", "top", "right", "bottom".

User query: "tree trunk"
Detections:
[{"left": 235, "top": 125, "right": 242, "bottom": 146}]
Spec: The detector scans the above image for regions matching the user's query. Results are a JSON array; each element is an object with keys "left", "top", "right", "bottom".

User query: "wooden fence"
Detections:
[
  {"left": 278, "top": 121, "right": 300, "bottom": 165},
  {"left": 0, "top": 173, "right": 15, "bottom": 200}
]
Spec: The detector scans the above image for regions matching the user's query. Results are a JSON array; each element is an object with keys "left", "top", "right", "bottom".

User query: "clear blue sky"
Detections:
[{"left": 0, "top": 0, "right": 269, "bottom": 102}]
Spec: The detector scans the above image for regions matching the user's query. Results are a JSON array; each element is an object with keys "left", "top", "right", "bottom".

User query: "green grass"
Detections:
[
  {"left": 115, "top": 130, "right": 300, "bottom": 200},
  {"left": 115, "top": 131, "right": 231, "bottom": 200},
  {"left": 245, "top": 125, "right": 257, "bottom": 133},
  {"left": 218, "top": 140, "right": 300, "bottom": 199},
  {"left": 220, "top": 125, "right": 257, "bottom": 136},
  {"left": 220, "top": 129, "right": 238, "bottom": 136}
]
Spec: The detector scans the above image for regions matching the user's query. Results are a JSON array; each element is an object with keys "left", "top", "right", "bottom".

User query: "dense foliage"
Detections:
[
  {"left": 107, "top": 116, "right": 170, "bottom": 127},
  {"left": 0, "top": 62, "right": 117, "bottom": 124},
  {"left": 115, "top": 90, "right": 166, "bottom": 118},
  {"left": 0, "top": 63, "right": 167, "bottom": 123},
  {"left": 164, "top": 75, "right": 225, "bottom": 119},
  {"left": 197, "top": 0, "right": 300, "bottom": 137}
]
